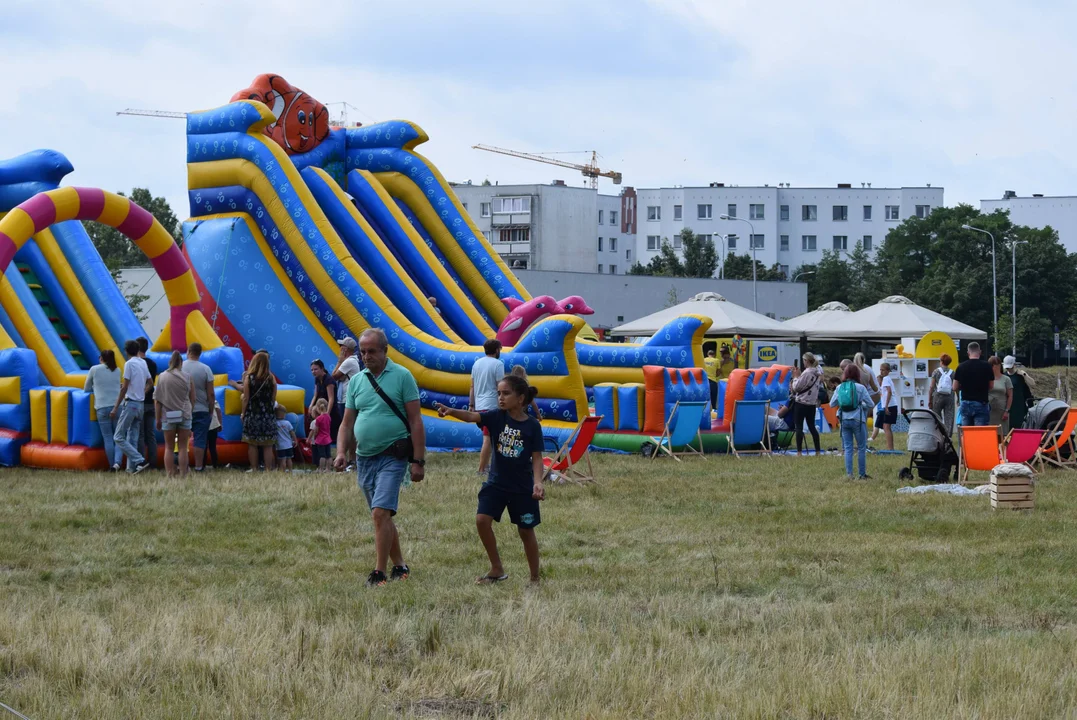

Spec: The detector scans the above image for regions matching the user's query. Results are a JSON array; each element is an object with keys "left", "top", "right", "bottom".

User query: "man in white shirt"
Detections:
[
  {"left": 470, "top": 339, "right": 505, "bottom": 475},
  {"left": 332, "top": 336, "right": 363, "bottom": 468},
  {"left": 111, "top": 339, "right": 152, "bottom": 473}
]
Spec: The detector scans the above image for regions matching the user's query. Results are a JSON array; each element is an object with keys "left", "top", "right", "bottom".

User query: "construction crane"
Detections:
[
  {"left": 116, "top": 109, "right": 187, "bottom": 119},
  {"left": 117, "top": 104, "right": 362, "bottom": 128},
  {"left": 472, "top": 144, "right": 622, "bottom": 189}
]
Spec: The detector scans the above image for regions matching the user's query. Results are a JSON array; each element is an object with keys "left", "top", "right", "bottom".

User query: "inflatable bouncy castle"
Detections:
[{"left": 0, "top": 74, "right": 791, "bottom": 466}]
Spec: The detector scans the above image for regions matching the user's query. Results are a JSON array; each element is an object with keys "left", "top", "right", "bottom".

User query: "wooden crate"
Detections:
[{"left": 989, "top": 463, "right": 1035, "bottom": 511}]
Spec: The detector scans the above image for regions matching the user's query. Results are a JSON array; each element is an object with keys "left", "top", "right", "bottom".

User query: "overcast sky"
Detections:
[{"left": 3, "top": 0, "right": 1075, "bottom": 218}]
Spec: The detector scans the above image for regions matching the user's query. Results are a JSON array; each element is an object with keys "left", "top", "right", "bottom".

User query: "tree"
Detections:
[
  {"left": 722, "top": 254, "right": 785, "bottom": 282},
  {"left": 85, "top": 188, "right": 181, "bottom": 271},
  {"left": 681, "top": 228, "right": 719, "bottom": 278},
  {"left": 997, "top": 307, "right": 1053, "bottom": 364}
]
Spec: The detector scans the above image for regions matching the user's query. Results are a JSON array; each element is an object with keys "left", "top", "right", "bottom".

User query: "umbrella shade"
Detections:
[
  {"left": 610, "top": 292, "right": 802, "bottom": 339},
  {"left": 782, "top": 301, "right": 853, "bottom": 337},
  {"left": 836, "top": 295, "right": 986, "bottom": 340}
]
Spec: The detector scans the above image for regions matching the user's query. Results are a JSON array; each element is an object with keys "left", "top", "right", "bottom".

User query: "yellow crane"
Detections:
[{"left": 472, "top": 145, "right": 622, "bottom": 189}]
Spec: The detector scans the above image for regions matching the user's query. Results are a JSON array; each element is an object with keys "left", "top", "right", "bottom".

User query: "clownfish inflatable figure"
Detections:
[{"left": 231, "top": 74, "right": 330, "bottom": 155}]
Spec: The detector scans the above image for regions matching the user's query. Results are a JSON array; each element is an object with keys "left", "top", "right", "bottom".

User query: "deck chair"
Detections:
[
  {"left": 543, "top": 415, "right": 603, "bottom": 483},
  {"left": 958, "top": 425, "right": 1001, "bottom": 484},
  {"left": 1035, "top": 407, "right": 1077, "bottom": 471},
  {"left": 649, "top": 401, "right": 708, "bottom": 461},
  {"left": 729, "top": 399, "right": 772, "bottom": 458},
  {"left": 1001, "top": 428, "right": 1045, "bottom": 469}
]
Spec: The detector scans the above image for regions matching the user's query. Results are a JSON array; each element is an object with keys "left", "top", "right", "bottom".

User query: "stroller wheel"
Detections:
[{"left": 898, "top": 467, "right": 913, "bottom": 482}]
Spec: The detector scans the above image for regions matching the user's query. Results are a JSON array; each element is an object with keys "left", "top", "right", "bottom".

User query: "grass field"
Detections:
[{"left": 3, "top": 441, "right": 1077, "bottom": 718}]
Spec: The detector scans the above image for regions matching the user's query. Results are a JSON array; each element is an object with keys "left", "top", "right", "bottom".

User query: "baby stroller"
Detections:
[{"left": 898, "top": 408, "right": 959, "bottom": 483}]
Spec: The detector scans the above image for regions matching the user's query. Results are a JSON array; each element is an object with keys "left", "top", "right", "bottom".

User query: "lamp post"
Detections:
[
  {"left": 720, "top": 214, "right": 757, "bottom": 311},
  {"left": 715, "top": 233, "right": 727, "bottom": 279},
  {"left": 1010, "top": 239, "right": 1029, "bottom": 357},
  {"left": 792, "top": 270, "right": 815, "bottom": 283},
  {"left": 962, "top": 224, "right": 997, "bottom": 351}
]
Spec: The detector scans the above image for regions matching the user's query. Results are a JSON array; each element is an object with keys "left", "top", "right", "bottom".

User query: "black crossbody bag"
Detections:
[{"left": 366, "top": 373, "right": 415, "bottom": 461}]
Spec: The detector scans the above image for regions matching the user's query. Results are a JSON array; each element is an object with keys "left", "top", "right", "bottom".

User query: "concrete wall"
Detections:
[{"left": 514, "top": 269, "right": 807, "bottom": 329}]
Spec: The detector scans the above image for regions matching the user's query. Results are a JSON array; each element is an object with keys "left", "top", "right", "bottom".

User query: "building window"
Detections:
[
  {"left": 802, "top": 205, "right": 817, "bottom": 221},
  {"left": 863, "top": 235, "right": 873, "bottom": 251},
  {"left": 832, "top": 205, "right": 848, "bottom": 221},
  {"left": 598, "top": 210, "right": 604, "bottom": 225},
  {"left": 727, "top": 203, "right": 737, "bottom": 219},
  {"left": 598, "top": 237, "right": 603, "bottom": 252},
  {"left": 483, "top": 230, "right": 491, "bottom": 242},
  {"left": 673, "top": 233, "right": 683, "bottom": 249},
  {"left": 750, "top": 204, "right": 765, "bottom": 220},
  {"left": 863, "top": 205, "right": 871, "bottom": 221},
  {"left": 610, "top": 264, "right": 618, "bottom": 274},
  {"left": 779, "top": 234, "right": 789, "bottom": 251},
  {"left": 462, "top": 202, "right": 468, "bottom": 211},
  {"left": 779, "top": 264, "right": 789, "bottom": 279},
  {"left": 598, "top": 264, "right": 604, "bottom": 274},
  {"left": 698, "top": 204, "right": 712, "bottom": 220},
  {"left": 673, "top": 204, "right": 682, "bottom": 221},
  {"left": 833, "top": 235, "right": 848, "bottom": 251},
  {"left": 916, "top": 204, "right": 931, "bottom": 218},
  {"left": 610, "top": 210, "right": 618, "bottom": 225},
  {"left": 626, "top": 249, "right": 631, "bottom": 261},
  {"left": 750, "top": 234, "right": 765, "bottom": 249},
  {"left": 495, "top": 196, "right": 531, "bottom": 213},
  {"left": 498, "top": 228, "right": 530, "bottom": 243},
  {"left": 802, "top": 235, "right": 817, "bottom": 251},
  {"left": 728, "top": 235, "right": 737, "bottom": 250},
  {"left": 647, "top": 206, "right": 661, "bottom": 221},
  {"left": 617, "top": 315, "right": 624, "bottom": 322},
  {"left": 610, "top": 238, "right": 618, "bottom": 252},
  {"left": 885, "top": 205, "right": 900, "bottom": 220},
  {"left": 647, "top": 235, "right": 660, "bottom": 250},
  {"left": 480, "top": 202, "right": 491, "bottom": 217},
  {"left": 780, "top": 204, "right": 789, "bottom": 221}
]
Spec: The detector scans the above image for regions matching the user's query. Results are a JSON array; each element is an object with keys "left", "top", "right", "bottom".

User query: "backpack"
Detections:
[
  {"left": 837, "top": 380, "right": 859, "bottom": 412},
  {"left": 937, "top": 368, "right": 953, "bottom": 395}
]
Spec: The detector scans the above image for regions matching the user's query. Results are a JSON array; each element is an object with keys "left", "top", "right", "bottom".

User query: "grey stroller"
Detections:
[{"left": 899, "top": 408, "right": 958, "bottom": 483}]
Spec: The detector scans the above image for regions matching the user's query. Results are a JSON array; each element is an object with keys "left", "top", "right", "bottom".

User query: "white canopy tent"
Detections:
[
  {"left": 782, "top": 301, "right": 854, "bottom": 339},
  {"left": 610, "top": 292, "right": 802, "bottom": 339},
  {"left": 823, "top": 295, "right": 986, "bottom": 340}
]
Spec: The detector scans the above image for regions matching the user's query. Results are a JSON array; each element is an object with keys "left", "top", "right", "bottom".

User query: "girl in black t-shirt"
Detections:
[{"left": 436, "top": 376, "right": 545, "bottom": 584}]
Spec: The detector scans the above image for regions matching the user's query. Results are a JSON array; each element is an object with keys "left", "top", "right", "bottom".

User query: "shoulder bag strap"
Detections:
[{"left": 366, "top": 373, "right": 411, "bottom": 435}]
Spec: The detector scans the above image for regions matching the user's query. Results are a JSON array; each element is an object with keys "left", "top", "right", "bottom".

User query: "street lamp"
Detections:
[
  {"left": 719, "top": 214, "right": 757, "bottom": 311},
  {"left": 962, "top": 224, "right": 997, "bottom": 351},
  {"left": 1010, "top": 240, "right": 1029, "bottom": 356},
  {"left": 792, "top": 270, "right": 815, "bottom": 283},
  {"left": 715, "top": 233, "right": 728, "bottom": 279}
]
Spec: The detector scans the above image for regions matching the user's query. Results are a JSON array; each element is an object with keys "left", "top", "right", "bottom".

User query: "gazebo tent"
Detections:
[
  {"left": 610, "top": 292, "right": 801, "bottom": 339},
  {"left": 837, "top": 295, "right": 986, "bottom": 340},
  {"left": 782, "top": 301, "right": 854, "bottom": 339}
]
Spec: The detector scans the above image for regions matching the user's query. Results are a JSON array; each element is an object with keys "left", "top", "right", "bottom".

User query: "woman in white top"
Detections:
[
  {"left": 84, "top": 349, "right": 122, "bottom": 471},
  {"left": 874, "top": 363, "right": 899, "bottom": 450}
]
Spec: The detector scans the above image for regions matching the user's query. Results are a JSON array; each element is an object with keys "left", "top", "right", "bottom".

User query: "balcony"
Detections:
[
  {"left": 491, "top": 212, "right": 531, "bottom": 227},
  {"left": 492, "top": 241, "right": 531, "bottom": 256}
]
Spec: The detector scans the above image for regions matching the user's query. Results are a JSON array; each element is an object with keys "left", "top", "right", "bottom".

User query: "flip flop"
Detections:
[{"left": 476, "top": 574, "right": 509, "bottom": 585}]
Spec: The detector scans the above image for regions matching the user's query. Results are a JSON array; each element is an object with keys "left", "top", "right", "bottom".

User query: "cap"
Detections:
[
  {"left": 338, "top": 336, "right": 357, "bottom": 350},
  {"left": 1002, "top": 355, "right": 1016, "bottom": 369}
]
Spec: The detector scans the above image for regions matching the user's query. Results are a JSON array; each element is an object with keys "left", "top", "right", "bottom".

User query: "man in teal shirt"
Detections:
[{"left": 335, "top": 328, "right": 426, "bottom": 587}]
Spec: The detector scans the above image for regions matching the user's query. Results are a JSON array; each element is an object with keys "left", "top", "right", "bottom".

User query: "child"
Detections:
[
  {"left": 435, "top": 375, "right": 545, "bottom": 584},
  {"left": 310, "top": 398, "right": 333, "bottom": 472},
  {"left": 275, "top": 405, "right": 298, "bottom": 471},
  {"left": 199, "top": 405, "right": 222, "bottom": 471},
  {"left": 510, "top": 365, "right": 542, "bottom": 420}
]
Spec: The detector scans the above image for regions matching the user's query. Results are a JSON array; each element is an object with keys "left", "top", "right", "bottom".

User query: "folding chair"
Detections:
[
  {"left": 958, "top": 425, "right": 1001, "bottom": 484},
  {"left": 543, "top": 415, "right": 603, "bottom": 483},
  {"left": 1001, "top": 428, "right": 1045, "bottom": 469},
  {"left": 728, "top": 399, "right": 772, "bottom": 458},
  {"left": 1035, "top": 407, "right": 1077, "bottom": 472},
  {"left": 649, "top": 401, "right": 708, "bottom": 461}
]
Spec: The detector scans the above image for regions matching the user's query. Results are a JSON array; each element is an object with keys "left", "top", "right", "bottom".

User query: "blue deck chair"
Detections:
[
  {"left": 729, "top": 399, "right": 772, "bottom": 458},
  {"left": 650, "top": 401, "right": 708, "bottom": 461}
]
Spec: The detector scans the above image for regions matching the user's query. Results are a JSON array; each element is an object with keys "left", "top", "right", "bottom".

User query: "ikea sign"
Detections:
[{"left": 757, "top": 345, "right": 778, "bottom": 362}]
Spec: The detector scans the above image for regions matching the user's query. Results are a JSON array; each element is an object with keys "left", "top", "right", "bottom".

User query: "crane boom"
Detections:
[
  {"left": 116, "top": 109, "right": 188, "bottom": 119},
  {"left": 472, "top": 144, "right": 622, "bottom": 189}
]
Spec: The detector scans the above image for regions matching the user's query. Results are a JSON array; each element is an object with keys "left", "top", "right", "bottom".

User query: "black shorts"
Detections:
[
  {"left": 312, "top": 444, "right": 333, "bottom": 461},
  {"left": 477, "top": 483, "right": 541, "bottom": 529},
  {"left": 277, "top": 448, "right": 294, "bottom": 459},
  {"left": 878, "top": 407, "right": 898, "bottom": 425}
]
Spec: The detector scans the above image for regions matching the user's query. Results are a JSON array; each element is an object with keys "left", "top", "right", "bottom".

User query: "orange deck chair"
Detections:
[
  {"left": 958, "top": 425, "right": 1001, "bottom": 485},
  {"left": 543, "top": 415, "right": 603, "bottom": 484},
  {"left": 1035, "top": 407, "right": 1077, "bottom": 472},
  {"left": 1001, "top": 428, "right": 1045, "bottom": 469}
]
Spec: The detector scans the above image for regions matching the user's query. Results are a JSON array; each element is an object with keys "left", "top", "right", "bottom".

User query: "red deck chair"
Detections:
[
  {"left": 1001, "top": 428, "right": 1045, "bottom": 469},
  {"left": 543, "top": 415, "right": 603, "bottom": 484}
]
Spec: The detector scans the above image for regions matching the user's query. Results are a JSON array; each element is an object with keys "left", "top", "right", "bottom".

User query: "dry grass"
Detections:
[{"left": 3, "top": 442, "right": 1077, "bottom": 718}]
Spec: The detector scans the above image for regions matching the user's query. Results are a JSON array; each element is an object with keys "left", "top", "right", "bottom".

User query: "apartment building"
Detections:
[{"left": 981, "top": 191, "right": 1077, "bottom": 252}]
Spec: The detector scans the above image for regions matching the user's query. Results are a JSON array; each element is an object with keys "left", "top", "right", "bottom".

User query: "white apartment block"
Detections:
[
  {"left": 980, "top": 192, "right": 1077, "bottom": 252},
  {"left": 636, "top": 184, "right": 945, "bottom": 278},
  {"left": 451, "top": 182, "right": 628, "bottom": 274}
]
